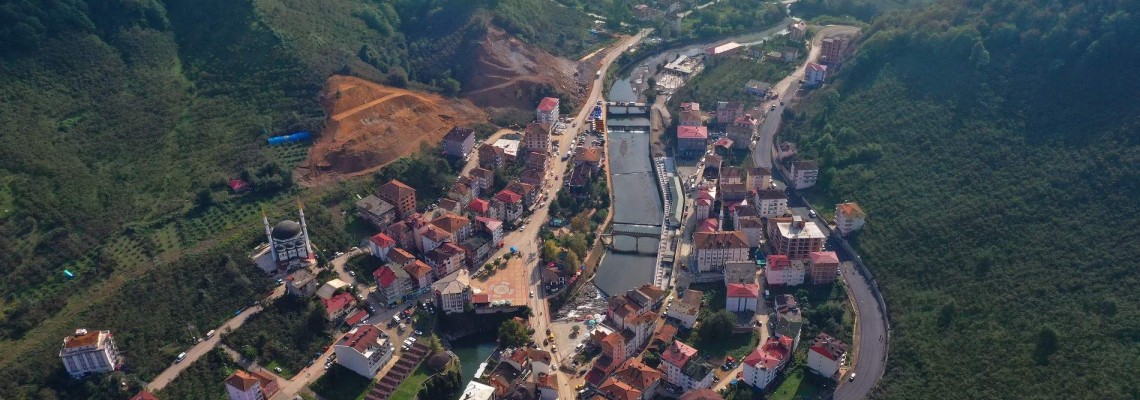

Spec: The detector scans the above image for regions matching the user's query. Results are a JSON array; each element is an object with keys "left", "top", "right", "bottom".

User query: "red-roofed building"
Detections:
[
  {"left": 368, "top": 233, "right": 396, "bottom": 262},
  {"left": 696, "top": 218, "right": 719, "bottom": 233},
  {"left": 808, "top": 251, "right": 841, "bottom": 284},
  {"left": 224, "top": 369, "right": 279, "bottom": 400},
  {"left": 345, "top": 309, "right": 368, "bottom": 327},
  {"left": 695, "top": 188, "right": 714, "bottom": 219},
  {"left": 474, "top": 216, "right": 504, "bottom": 244},
  {"left": 742, "top": 336, "right": 794, "bottom": 390},
  {"left": 492, "top": 190, "right": 524, "bottom": 222},
  {"left": 321, "top": 292, "right": 355, "bottom": 321},
  {"left": 660, "top": 340, "right": 697, "bottom": 386},
  {"left": 334, "top": 325, "right": 394, "bottom": 378},
  {"left": 677, "top": 125, "right": 709, "bottom": 155},
  {"left": 679, "top": 102, "right": 702, "bottom": 127},
  {"left": 726, "top": 283, "right": 759, "bottom": 312},
  {"left": 599, "top": 359, "right": 662, "bottom": 400},
  {"left": 806, "top": 332, "right": 848, "bottom": 380},
  {"left": 466, "top": 198, "right": 491, "bottom": 218},
  {"left": 525, "top": 122, "right": 551, "bottom": 154},
  {"left": 766, "top": 254, "right": 807, "bottom": 286},
  {"left": 403, "top": 260, "right": 434, "bottom": 291},
  {"left": 537, "top": 97, "right": 560, "bottom": 125},
  {"left": 805, "top": 62, "right": 828, "bottom": 86}
]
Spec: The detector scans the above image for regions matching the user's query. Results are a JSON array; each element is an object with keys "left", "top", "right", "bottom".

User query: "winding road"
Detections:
[{"left": 750, "top": 25, "right": 887, "bottom": 400}]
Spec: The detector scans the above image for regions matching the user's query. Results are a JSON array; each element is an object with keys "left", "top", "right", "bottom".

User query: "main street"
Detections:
[{"left": 455, "top": 29, "right": 650, "bottom": 400}]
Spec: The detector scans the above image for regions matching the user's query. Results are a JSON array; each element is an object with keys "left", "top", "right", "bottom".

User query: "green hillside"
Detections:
[
  {"left": 782, "top": 0, "right": 1140, "bottom": 397},
  {"left": 0, "top": 0, "right": 592, "bottom": 398}
]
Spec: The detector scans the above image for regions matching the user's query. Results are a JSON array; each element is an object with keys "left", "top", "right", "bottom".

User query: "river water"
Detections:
[
  {"left": 450, "top": 332, "right": 497, "bottom": 385},
  {"left": 596, "top": 22, "right": 792, "bottom": 296}
]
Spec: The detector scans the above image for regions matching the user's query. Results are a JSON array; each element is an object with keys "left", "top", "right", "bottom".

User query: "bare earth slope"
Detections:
[
  {"left": 461, "top": 22, "right": 587, "bottom": 109},
  {"left": 297, "top": 75, "right": 485, "bottom": 186}
]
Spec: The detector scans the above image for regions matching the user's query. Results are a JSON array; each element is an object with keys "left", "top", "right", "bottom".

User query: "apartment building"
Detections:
[
  {"left": 334, "top": 325, "right": 395, "bottom": 378},
  {"left": 60, "top": 329, "right": 121, "bottom": 378},
  {"left": 378, "top": 179, "right": 417, "bottom": 219},
  {"left": 693, "top": 231, "right": 750, "bottom": 272},
  {"left": 835, "top": 202, "right": 866, "bottom": 236},
  {"left": 768, "top": 216, "right": 826, "bottom": 259}
]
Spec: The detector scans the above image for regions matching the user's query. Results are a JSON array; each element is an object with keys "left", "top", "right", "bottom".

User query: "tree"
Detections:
[
  {"left": 542, "top": 240, "right": 560, "bottom": 262},
  {"left": 1035, "top": 326, "right": 1058, "bottom": 365},
  {"left": 441, "top": 78, "right": 461, "bottom": 97},
  {"left": 698, "top": 310, "right": 737, "bottom": 342},
  {"left": 562, "top": 251, "right": 581, "bottom": 274},
  {"left": 566, "top": 234, "right": 588, "bottom": 258},
  {"left": 387, "top": 66, "right": 409, "bottom": 88},
  {"left": 498, "top": 319, "right": 530, "bottom": 348}
]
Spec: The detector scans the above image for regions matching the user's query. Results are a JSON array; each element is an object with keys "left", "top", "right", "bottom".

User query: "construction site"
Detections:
[{"left": 296, "top": 75, "right": 486, "bottom": 186}]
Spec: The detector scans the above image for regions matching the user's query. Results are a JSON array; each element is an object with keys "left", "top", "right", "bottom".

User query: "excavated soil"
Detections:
[
  {"left": 461, "top": 23, "right": 588, "bottom": 109},
  {"left": 296, "top": 75, "right": 486, "bottom": 186}
]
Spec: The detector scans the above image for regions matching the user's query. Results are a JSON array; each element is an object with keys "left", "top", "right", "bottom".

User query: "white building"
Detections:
[
  {"left": 433, "top": 269, "right": 472, "bottom": 314},
  {"left": 805, "top": 63, "right": 828, "bottom": 86},
  {"left": 806, "top": 332, "right": 849, "bottom": 380},
  {"left": 835, "top": 202, "right": 866, "bottom": 236},
  {"left": 725, "top": 283, "right": 759, "bottom": 312},
  {"left": 666, "top": 289, "right": 703, "bottom": 329},
  {"left": 60, "top": 329, "right": 121, "bottom": 378},
  {"left": 660, "top": 340, "right": 713, "bottom": 390},
  {"left": 789, "top": 160, "right": 819, "bottom": 190},
  {"left": 693, "top": 231, "right": 750, "bottom": 272},
  {"left": 334, "top": 325, "right": 395, "bottom": 379},
  {"left": 368, "top": 232, "right": 396, "bottom": 262},
  {"left": 461, "top": 381, "right": 496, "bottom": 400},
  {"left": 766, "top": 258, "right": 807, "bottom": 286},
  {"left": 537, "top": 97, "right": 560, "bottom": 125},
  {"left": 754, "top": 189, "right": 788, "bottom": 218},
  {"left": 742, "top": 336, "right": 794, "bottom": 391}
]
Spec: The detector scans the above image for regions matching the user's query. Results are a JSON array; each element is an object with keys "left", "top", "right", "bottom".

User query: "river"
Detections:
[
  {"left": 596, "top": 21, "right": 793, "bottom": 296},
  {"left": 450, "top": 332, "right": 497, "bottom": 386}
]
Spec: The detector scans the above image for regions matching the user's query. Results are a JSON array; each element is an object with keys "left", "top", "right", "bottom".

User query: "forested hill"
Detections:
[
  {"left": 783, "top": 0, "right": 1140, "bottom": 398},
  {"left": 0, "top": 0, "right": 591, "bottom": 397}
]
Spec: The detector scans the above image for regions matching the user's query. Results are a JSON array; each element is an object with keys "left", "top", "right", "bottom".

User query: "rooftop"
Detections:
[
  {"left": 726, "top": 283, "right": 760, "bottom": 298},
  {"left": 444, "top": 126, "right": 475, "bottom": 142},
  {"left": 694, "top": 231, "right": 749, "bottom": 250},
  {"left": 678, "top": 125, "right": 709, "bottom": 140},
  {"left": 537, "top": 97, "right": 559, "bottom": 112},
  {"left": 661, "top": 340, "right": 698, "bottom": 367},
  {"left": 356, "top": 195, "right": 395, "bottom": 217},
  {"left": 836, "top": 202, "right": 865, "bottom": 218},
  {"left": 810, "top": 332, "right": 849, "bottom": 361}
]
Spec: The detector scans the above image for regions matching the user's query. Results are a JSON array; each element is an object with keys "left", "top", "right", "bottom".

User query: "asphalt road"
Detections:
[
  {"left": 146, "top": 286, "right": 284, "bottom": 392},
  {"left": 747, "top": 24, "right": 885, "bottom": 400}
]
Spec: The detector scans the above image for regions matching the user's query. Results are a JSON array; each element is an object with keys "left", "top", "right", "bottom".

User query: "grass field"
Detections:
[
  {"left": 769, "top": 366, "right": 829, "bottom": 400},
  {"left": 389, "top": 366, "right": 432, "bottom": 400},
  {"left": 311, "top": 364, "right": 373, "bottom": 400}
]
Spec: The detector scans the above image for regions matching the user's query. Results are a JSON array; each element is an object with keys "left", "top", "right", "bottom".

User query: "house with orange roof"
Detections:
[
  {"left": 505, "top": 181, "right": 538, "bottom": 208},
  {"left": 378, "top": 179, "right": 417, "bottom": 219},
  {"left": 466, "top": 198, "right": 492, "bottom": 218},
  {"left": 525, "top": 121, "right": 551, "bottom": 154},
  {"left": 224, "top": 369, "right": 280, "bottom": 400},
  {"left": 439, "top": 198, "right": 461, "bottom": 214},
  {"left": 766, "top": 256, "right": 806, "bottom": 287},
  {"left": 388, "top": 247, "right": 416, "bottom": 267},
  {"left": 403, "top": 260, "right": 435, "bottom": 292},
  {"left": 420, "top": 224, "right": 452, "bottom": 254},
  {"left": 575, "top": 146, "right": 605, "bottom": 172},
  {"left": 742, "top": 336, "right": 794, "bottom": 390},
  {"left": 835, "top": 202, "right": 866, "bottom": 236},
  {"left": 368, "top": 232, "right": 396, "bottom": 262},
  {"left": 808, "top": 251, "right": 841, "bottom": 284},
  {"left": 665, "top": 289, "right": 703, "bottom": 329},
  {"left": 431, "top": 212, "right": 472, "bottom": 243},
  {"left": 478, "top": 143, "right": 507, "bottom": 170},
  {"left": 599, "top": 359, "right": 662, "bottom": 400},
  {"left": 59, "top": 329, "right": 121, "bottom": 378},
  {"left": 474, "top": 216, "right": 504, "bottom": 244},
  {"left": 536, "top": 372, "right": 559, "bottom": 400}
]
